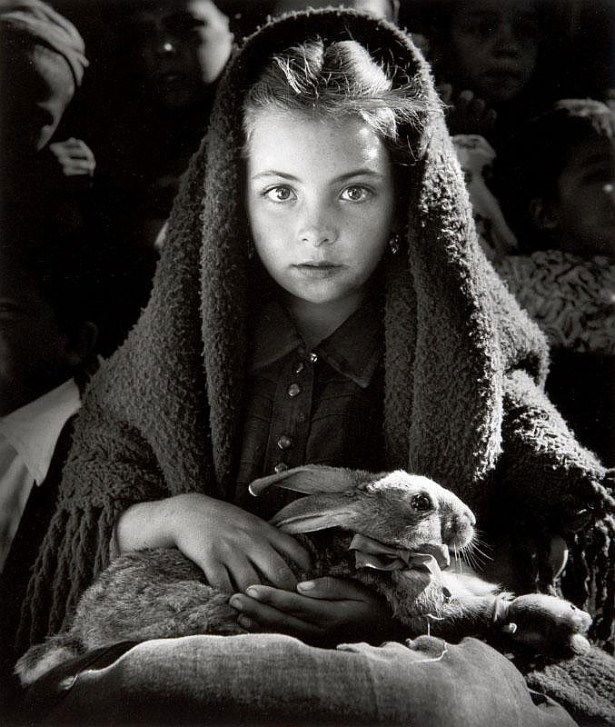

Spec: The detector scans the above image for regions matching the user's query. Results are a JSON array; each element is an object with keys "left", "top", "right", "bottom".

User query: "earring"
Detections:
[{"left": 389, "top": 233, "right": 401, "bottom": 256}]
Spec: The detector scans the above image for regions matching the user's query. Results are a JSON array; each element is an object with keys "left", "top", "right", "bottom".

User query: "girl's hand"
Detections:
[
  {"left": 115, "top": 494, "right": 310, "bottom": 593},
  {"left": 228, "top": 577, "right": 394, "bottom": 644}
]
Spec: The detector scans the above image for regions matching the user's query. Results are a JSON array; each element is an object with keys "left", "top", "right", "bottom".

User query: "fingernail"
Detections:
[
  {"left": 246, "top": 586, "right": 260, "bottom": 599},
  {"left": 297, "top": 581, "right": 314, "bottom": 591},
  {"left": 229, "top": 596, "right": 242, "bottom": 610}
]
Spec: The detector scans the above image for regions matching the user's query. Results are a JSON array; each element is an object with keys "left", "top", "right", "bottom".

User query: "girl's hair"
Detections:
[{"left": 243, "top": 38, "right": 432, "bottom": 163}]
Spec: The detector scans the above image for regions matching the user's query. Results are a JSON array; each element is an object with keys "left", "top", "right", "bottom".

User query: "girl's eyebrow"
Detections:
[
  {"left": 334, "top": 169, "right": 386, "bottom": 183},
  {"left": 250, "top": 168, "right": 386, "bottom": 182},
  {"left": 250, "top": 170, "right": 299, "bottom": 181}
]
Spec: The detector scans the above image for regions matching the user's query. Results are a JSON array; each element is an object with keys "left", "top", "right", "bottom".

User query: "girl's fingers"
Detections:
[
  {"left": 249, "top": 547, "right": 299, "bottom": 591},
  {"left": 201, "top": 561, "right": 234, "bottom": 594},
  {"left": 238, "top": 584, "right": 335, "bottom": 621},
  {"left": 267, "top": 528, "right": 311, "bottom": 571},
  {"left": 224, "top": 556, "right": 263, "bottom": 593},
  {"left": 296, "top": 577, "right": 370, "bottom": 601},
  {"left": 229, "top": 590, "right": 323, "bottom": 636}
]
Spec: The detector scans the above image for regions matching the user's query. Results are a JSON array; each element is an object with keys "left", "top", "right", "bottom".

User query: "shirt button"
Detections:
[
  {"left": 277, "top": 435, "right": 292, "bottom": 450},
  {"left": 287, "top": 383, "right": 301, "bottom": 397},
  {"left": 309, "top": 352, "right": 318, "bottom": 364},
  {"left": 297, "top": 412, "right": 306, "bottom": 423},
  {"left": 274, "top": 462, "right": 288, "bottom": 474},
  {"left": 294, "top": 361, "right": 305, "bottom": 374}
]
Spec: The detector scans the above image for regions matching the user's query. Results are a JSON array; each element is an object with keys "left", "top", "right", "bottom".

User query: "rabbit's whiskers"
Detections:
[{"left": 472, "top": 531, "right": 494, "bottom": 554}]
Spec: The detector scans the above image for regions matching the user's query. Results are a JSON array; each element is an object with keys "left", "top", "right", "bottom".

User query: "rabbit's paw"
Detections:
[{"left": 497, "top": 594, "right": 591, "bottom": 657}]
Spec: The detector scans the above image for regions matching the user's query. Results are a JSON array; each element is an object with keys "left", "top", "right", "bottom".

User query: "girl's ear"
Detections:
[
  {"left": 270, "top": 494, "right": 356, "bottom": 534},
  {"left": 529, "top": 197, "right": 560, "bottom": 232},
  {"left": 249, "top": 465, "right": 357, "bottom": 497}
]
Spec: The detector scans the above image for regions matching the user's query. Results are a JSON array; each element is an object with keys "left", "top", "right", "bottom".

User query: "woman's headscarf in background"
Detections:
[{"left": 0, "top": 0, "right": 87, "bottom": 86}]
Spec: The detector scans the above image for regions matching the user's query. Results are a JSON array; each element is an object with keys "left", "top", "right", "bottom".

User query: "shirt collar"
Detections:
[
  {"left": 0, "top": 379, "right": 81, "bottom": 485},
  {"left": 250, "top": 298, "right": 382, "bottom": 388}
]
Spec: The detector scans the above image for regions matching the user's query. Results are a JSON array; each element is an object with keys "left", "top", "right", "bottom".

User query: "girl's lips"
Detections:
[{"left": 293, "top": 263, "right": 343, "bottom": 278}]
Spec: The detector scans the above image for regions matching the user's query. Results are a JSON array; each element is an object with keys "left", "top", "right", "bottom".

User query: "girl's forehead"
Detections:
[{"left": 246, "top": 111, "right": 391, "bottom": 174}]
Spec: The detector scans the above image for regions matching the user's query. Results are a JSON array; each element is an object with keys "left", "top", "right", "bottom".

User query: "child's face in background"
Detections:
[
  {"left": 129, "top": 0, "right": 233, "bottom": 109},
  {"left": 547, "top": 137, "right": 615, "bottom": 258},
  {"left": 0, "top": 44, "right": 74, "bottom": 153},
  {"left": 447, "top": 0, "right": 540, "bottom": 104},
  {"left": 0, "top": 262, "right": 75, "bottom": 416},
  {"left": 246, "top": 112, "right": 395, "bottom": 311}
]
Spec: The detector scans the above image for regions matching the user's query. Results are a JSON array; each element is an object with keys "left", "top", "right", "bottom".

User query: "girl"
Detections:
[{"left": 16, "top": 8, "right": 614, "bottom": 724}]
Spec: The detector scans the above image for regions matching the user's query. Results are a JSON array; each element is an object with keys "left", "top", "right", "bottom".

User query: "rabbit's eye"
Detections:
[{"left": 411, "top": 493, "right": 433, "bottom": 512}]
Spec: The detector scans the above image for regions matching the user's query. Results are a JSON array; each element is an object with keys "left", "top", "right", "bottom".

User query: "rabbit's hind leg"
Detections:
[
  {"left": 75, "top": 584, "right": 245, "bottom": 649},
  {"left": 116, "top": 591, "right": 246, "bottom": 642}
]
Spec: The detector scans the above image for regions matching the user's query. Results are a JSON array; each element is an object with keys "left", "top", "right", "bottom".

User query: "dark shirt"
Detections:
[{"left": 234, "top": 299, "right": 386, "bottom": 520}]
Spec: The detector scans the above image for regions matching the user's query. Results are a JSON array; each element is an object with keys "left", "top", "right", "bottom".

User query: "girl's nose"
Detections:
[
  {"left": 299, "top": 227, "right": 336, "bottom": 246},
  {"left": 298, "top": 212, "right": 337, "bottom": 247}
]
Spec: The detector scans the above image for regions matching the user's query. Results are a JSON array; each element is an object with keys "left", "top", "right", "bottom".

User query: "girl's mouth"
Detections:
[{"left": 293, "top": 262, "right": 343, "bottom": 278}]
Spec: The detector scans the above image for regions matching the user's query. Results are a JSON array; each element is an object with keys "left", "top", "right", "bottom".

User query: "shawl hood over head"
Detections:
[
  {"left": 20, "top": 10, "right": 613, "bottom": 650},
  {"left": 127, "top": 8, "right": 550, "bottom": 505}
]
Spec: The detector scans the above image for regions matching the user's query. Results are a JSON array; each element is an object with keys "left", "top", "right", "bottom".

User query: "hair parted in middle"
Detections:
[{"left": 242, "top": 37, "right": 436, "bottom": 164}]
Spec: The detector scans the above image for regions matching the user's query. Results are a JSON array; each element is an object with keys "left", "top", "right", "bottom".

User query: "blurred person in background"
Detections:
[
  {"left": 493, "top": 99, "right": 615, "bottom": 467},
  {"left": 0, "top": 0, "right": 94, "bottom": 195},
  {"left": 91, "top": 0, "right": 234, "bottom": 251},
  {"left": 0, "top": 213, "right": 99, "bottom": 717},
  {"left": 420, "top": 0, "right": 576, "bottom": 148}
]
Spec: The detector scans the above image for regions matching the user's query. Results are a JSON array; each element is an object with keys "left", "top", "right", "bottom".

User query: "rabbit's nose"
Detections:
[
  {"left": 445, "top": 510, "right": 476, "bottom": 549},
  {"left": 454, "top": 512, "right": 475, "bottom": 534}
]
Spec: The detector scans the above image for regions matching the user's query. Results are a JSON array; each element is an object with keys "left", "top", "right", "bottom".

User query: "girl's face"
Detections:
[{"left": 246, "top": 111, "right": 396, "bottom": 312}]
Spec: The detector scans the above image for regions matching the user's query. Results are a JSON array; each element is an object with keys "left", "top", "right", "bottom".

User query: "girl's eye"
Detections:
[
  {"left": 340, "top": 185, "right": 370, "bottom": 202},
  {"left": 264, "top": 186, "right": 296, "bottom": 203}
]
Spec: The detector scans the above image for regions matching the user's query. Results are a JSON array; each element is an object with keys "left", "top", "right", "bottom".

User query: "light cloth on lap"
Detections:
[{"left": 22, "top": 634, "right": 577, "bottom": 726}]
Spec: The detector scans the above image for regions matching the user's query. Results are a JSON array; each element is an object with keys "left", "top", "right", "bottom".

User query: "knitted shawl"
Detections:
[{"left": 20, "top": 11, "right": 614, "bottom": 656}]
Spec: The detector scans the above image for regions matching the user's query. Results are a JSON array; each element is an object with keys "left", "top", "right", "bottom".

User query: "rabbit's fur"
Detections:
[{"left": 16, "top": 466, "right": 591, "bottom": 685}]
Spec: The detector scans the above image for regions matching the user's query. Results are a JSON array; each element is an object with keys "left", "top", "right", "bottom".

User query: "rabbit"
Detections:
[{"left": 16, "top": 465, "right": 591, "bottom": 685}]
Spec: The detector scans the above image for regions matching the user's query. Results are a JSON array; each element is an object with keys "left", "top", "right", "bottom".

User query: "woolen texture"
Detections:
[{"left": 18, "top": 9, "right": 614, "bottom": 708}]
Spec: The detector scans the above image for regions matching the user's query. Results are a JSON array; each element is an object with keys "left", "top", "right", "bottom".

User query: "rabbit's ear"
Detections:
[
  {"left": 249, "top": 465, "right": 357, "bottom": 497},
  {"left": 270, "top": 494, "right": 355, "bottom": 534}
]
